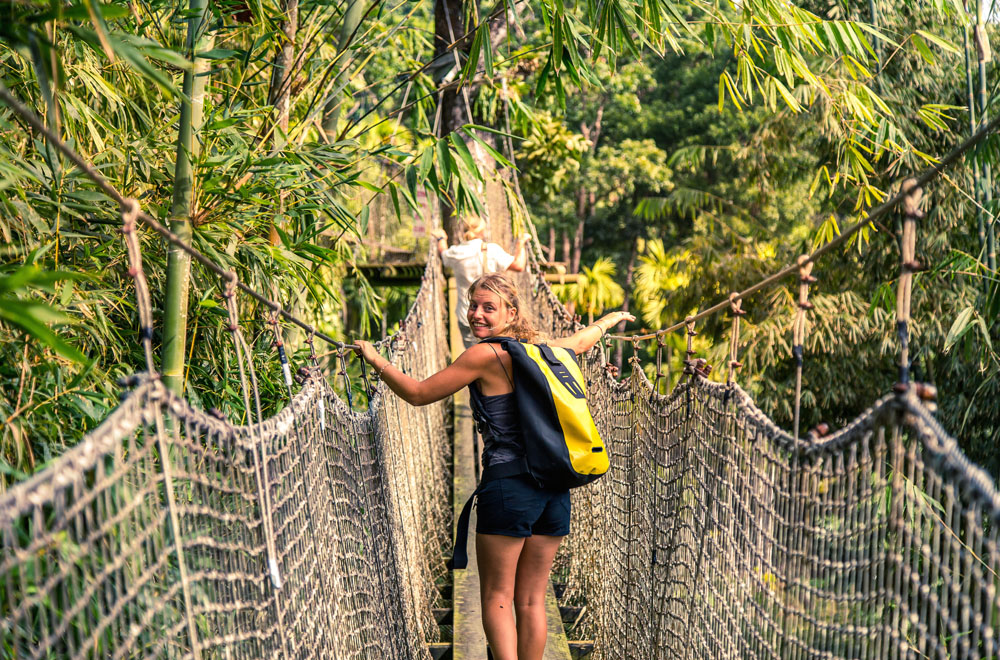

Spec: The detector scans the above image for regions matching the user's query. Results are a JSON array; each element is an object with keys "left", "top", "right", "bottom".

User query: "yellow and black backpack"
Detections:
[
  {"left": 490, "top": 337, "right": 609, "bottom": 488},
  {"left": 448, "top": 337, "right": 608, "bottom": 569}
]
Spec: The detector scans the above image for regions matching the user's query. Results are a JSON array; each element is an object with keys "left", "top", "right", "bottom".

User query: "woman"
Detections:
[
  {"left": 430, "top": 216, "right": 530, "bottom": 349},
  {"left": 354, "top": 273, "right": 633, "bottom": 660}
]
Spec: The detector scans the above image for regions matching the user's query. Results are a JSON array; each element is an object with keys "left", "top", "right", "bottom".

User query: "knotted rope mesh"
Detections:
[
  {"left": 0, "top": 256, "right": 451, "bottom": 660},
  {"left": 487, "top": 171, "right": 1000, "bottom": 659},
  {"left": 4, "top": 163, "right": 1000, "bottom": 659},
  {"left": 560, "top": 361, "right": 1000, "bottom": 659}
]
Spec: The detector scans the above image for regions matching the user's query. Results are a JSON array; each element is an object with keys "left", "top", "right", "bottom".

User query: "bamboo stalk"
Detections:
[
  {"left": 962, "top": 7, "right": 985, "bottom": 257},
  {"left": 162, "top": 0, "right": 213, "bottom": 395},
  {"left": 974, "top": 0, "right": 996, "bottom": 272}
]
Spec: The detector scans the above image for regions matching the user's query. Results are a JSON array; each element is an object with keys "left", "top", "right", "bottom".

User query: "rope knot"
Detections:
[
  {"left": 809, "top": 423, "right": 830, "bottom": 439},
  {"left": 728, "top": 293, "right": 746, "bottom": 317},
  {"left": 685, "top": 357, "right": 712, "bottom": 378},
  {"left": 901, "top": 178, "right": 924, "bottom": 218},
  {"left": 223, "top": 273, "right": 238, "bottom": 299},
  {"left": 684, "top": 316, "right": 697, "bottom": 361},
  {"left": 120, "top": 198, "right": 140, "bottom": 234},
  {"left": 727, "top": 294, "right": 744, "bottom": 384}
]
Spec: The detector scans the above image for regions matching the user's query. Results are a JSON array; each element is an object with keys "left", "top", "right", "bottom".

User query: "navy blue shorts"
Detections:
[{"left": 475, "top": 473, "right": 571, "bottom": 537}]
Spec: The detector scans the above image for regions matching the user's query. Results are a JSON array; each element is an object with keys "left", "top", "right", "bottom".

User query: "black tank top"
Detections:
[{"left": 469, "top": 384, "right": 525, "bottom": 468}]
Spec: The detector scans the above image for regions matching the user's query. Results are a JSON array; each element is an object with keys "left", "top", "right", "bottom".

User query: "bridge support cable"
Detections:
[
  {"left": 601, "top": 111, "right": 1000, "bottom": 345},
  {"left": 6, "top": 59, "right": 1000, "bottom": 660},
  {"left": 494, "top": 97, "right": 1000, "bottom": 660},
  {"left": 0, "top": 252, "right": 453, "bottom": 659}
]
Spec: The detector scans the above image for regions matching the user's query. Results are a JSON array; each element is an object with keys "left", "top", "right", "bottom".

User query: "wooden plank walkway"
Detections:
[{"left": 449, "top": 278, "right": 572, "bottom": 660}]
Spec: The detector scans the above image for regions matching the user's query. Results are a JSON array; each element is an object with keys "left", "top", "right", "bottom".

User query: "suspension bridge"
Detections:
[{"left": 2, "top": 84, "right": 1000, "bottom": 659}]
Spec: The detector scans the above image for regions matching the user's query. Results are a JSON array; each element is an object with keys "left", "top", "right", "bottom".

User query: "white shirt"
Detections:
[{"left": 441, "top": 239, "right": 515, "bottom": 326}]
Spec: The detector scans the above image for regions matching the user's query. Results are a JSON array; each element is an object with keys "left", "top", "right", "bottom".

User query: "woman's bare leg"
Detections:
[
  {"left": 477, "top": 533, "right": 526, "bottom": 660},
  {"left": 513, "top": 535, "right": 563, "bottom": 660}
]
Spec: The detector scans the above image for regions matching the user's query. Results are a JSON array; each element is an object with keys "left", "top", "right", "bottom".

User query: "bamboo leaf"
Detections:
[
  {"left": 0, "top": 300, "right": 87, "bottom": 363},
  {"left": 449, "top": 133, "right": 482, "bottom": 181},
  {"left": 911, "top": 34, "right": 936, "bottom": 64},
  {"left": 436, "top": 138, "right": 453, "bottom": 189},
  {"left": 419, "top": 146, "right": 434, "bottom": 181},
  {"left": 198, "top": 48, "right": 240, "bottom": 60},
  {"left": 772, "top": 78, "right": 801, "bottom": 112},
  {"left": 462, "top": 26, "right": 482, "bottom": 83},
  {"left": 944, "top": 306, "right": 975, "bottom": 352},
  {"left": 916, "top": 29, "right": 961, "bottom": 54},
  {"left": 462, "top": 128, "right": 515, "bottom": 168},
  {"left": 84, "top": 0, "right": 115, "bottom": 62}
]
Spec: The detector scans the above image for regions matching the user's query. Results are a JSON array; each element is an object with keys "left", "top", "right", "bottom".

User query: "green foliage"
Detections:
[
  {"left": 0, "top": 263, "right": 86, "bottom": 364},
  {"left": 516, "top": 0, "right": 999, "bottom": 472},
  {"left": 552, "top": 257, "right": 624, "bottom": 321},
  {"left": 2, "top": 0, "right": 997, "bottom": 488},
  {"left": 516, "top": 111, "right": 590, "bottom": 202}
]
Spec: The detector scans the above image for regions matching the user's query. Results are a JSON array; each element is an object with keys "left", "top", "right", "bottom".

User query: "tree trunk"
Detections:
[
  {"left": 561, "top": 229, "right": 571, "bottom": 265},
  {"left": 570, "top": 106, "right": 603, "bottom": 274},
  {"left": 162, "top": 0, "right": 212, "bottom": 394},
  {"left": 269, "top": 0, "right": 298, "bottom": 153},
  {"left": 435, "top": 0, "right": 468, "bottom": 243},
  {"left": 614, "top": 235, "right": 639, "bottom": 371},
  {"left": 267, "top": 0, "right": 297, "bottom": 251},
  {"left": 320, "top": 0, "right": 365, "bottom": 141},
  {"left": 570, "top": 208, "right": 589, "bottom": 274},
  {"left": 547, "top": 225, "right": 556, "bottom": 262}
]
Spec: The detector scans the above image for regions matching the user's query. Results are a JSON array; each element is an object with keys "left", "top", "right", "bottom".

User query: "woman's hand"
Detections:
[
  {"left": 597, "top": 311, "right": 635, "bottom": 331},
  {"left": 353, "top": 340, "right": 380, "bottom": 365}
]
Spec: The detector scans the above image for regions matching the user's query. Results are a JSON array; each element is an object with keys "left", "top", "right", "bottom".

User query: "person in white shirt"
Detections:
[{"left": 431, "top": 216, "right": 529, "bottom": 348}]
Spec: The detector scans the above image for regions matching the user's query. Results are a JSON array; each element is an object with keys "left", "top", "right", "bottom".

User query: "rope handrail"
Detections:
[
  {"left": 605, "top": 112, "right": 1000, "bottom": 342},
  {"left": 0, "top": 83, "right": 357, "bottom": 350},
  {"left": 5, "top": 71, "right": 1000, "bottom": 660}
]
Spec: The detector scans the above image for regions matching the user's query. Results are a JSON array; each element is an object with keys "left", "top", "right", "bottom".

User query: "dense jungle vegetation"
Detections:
[{"left": 0, "top": 0, "right": 997, "bottom": 488}]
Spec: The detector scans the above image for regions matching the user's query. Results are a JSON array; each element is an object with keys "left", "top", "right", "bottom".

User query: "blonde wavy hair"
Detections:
[
  {"left": 461, "top": 216, "right": 487, "bottom": 242},
  {"left": 467, "top": 273, "right": 538, "bottom": 342}
]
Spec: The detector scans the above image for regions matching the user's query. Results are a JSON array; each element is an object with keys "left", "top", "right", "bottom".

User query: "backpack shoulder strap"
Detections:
[{"left": 485, "top": 342, "right": 514, "bottom": 389}]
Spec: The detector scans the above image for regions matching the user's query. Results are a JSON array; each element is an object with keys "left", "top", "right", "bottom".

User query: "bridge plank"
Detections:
[{"left": 449, "top": 277, "right": 572, "bottom": 660}]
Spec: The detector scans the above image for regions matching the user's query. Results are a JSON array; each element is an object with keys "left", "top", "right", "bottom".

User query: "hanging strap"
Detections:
[
  {"left": 485, "top": 342, "right": 514, "bottom": 389},
  {"left": 447, "top": 457, "right": 530, "bottom": 570},
  {"left": 792, "top": 255, "right": 816, "bottom": 440},
  {"left": 726, "top": 293, "right": 746, "bottom": 384},
  {"left": 895, "top": 178, "right": 923, "bottom": 391}
]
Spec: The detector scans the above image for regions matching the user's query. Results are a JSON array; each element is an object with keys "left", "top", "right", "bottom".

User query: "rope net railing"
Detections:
[
  {"left": 4, "top": 79, "right": 1000, "bottom": 660},
  {"left": 475, "top": 129, "right": 1000, "bottom": 657},
  {"left": 558, "top": 359, "right": 1000, "bottom": 659},
  {"left": 0, "top": 256, "right": 451, "bottom": 660},
  {"left": 495, "top": 188, "right": 1000, "bottom": 660}
]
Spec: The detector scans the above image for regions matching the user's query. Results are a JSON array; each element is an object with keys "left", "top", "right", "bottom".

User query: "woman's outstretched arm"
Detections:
[
  {"left": 548, "top": 311, "right": 635, "bottom": 355},
  {"left": 354, "top": 341, "right": 494, "bottom": 406},
  {"left": 505, "top": 234, "right": 530, "bottom": 272}
]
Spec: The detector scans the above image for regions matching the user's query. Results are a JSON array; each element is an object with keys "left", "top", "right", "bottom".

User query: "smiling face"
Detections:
[{"left": 467, "top": 286, "right": 516, "bottom": 339}]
